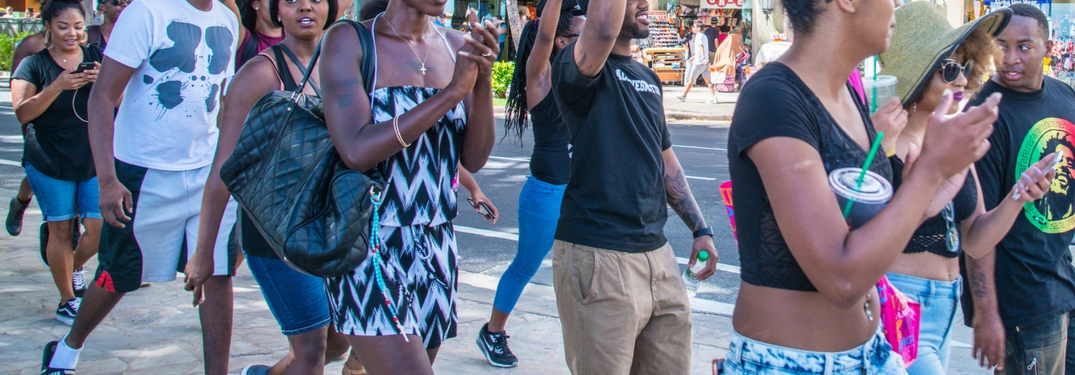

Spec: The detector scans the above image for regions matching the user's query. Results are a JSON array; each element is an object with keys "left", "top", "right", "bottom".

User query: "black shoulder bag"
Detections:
[{"left": 220, "top": 21, "right": 379, "bottom": 277}]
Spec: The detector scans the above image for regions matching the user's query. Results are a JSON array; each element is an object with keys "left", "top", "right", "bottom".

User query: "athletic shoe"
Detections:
[
  {"left": 55, "top": 298, "right": 80, "bottom": 325},
  {"left": 72, "top": 269, "right": 87, "bottom": 298},
  {"left": 241, "top": 364, "right": 271, "bottom": 375},
  {"left": 6, "top": 197, "right": 29, "bottom": 236},
  {"left": 707, "top": 97, "right": 719, "bottom": 104},
  {"left": 475, "top": 323, "right": 518, "bottom": 368},
  {"left": 676, "top": 95, "right": 686, "bottom": 102},
  {"left": 41, "top": 340, "right": 75, "bottom": 375}
]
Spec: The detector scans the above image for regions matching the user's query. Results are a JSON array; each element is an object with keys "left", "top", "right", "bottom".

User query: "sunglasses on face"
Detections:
[
  {"left": 939, "top": 59, "right": 973, "bottom": 83},
  {"left": 561, "top": 33, "right": 581, "bottom": 38}
]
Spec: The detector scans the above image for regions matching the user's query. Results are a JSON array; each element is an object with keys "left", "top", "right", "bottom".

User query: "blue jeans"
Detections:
[
  {"left": 493, "top": 176, "right": 566, "bottom": 314},
  {"left": 997, "top": 311, "right": 1071, "bottom": 375},
  {"left": 244, "top": 253, "right": 332, "bottom": 335},
  {"left": 885, "top": 272, "right": 961, "bottom": 375},
  {"left": 723, "top": 328, "right": 906, "bottom": 374},
  {"left": 24, "top": 164, "right": 101, "bottom": 222}
]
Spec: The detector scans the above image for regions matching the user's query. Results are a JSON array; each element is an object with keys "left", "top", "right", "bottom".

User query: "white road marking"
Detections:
[
  {"left": 0, "top": 158, "right": 21, "bottom": 167},
  {"left": 455, "top": 225, "right": 742, "bottom": 275},
  {"left": 673, "top": 144, "right": 727, "bottom": 151},
  {"left": 480, "top": 156, "right": 718, "bottom": 181}
]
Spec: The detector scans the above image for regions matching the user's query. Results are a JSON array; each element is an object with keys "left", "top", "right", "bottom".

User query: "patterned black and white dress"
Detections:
[{"left": 324, "top": 76, "right": 467, "bottom": 349}]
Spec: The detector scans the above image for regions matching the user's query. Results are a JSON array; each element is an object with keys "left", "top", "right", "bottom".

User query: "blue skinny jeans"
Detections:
[{"left": 493, "top": 175, "right": 566, "bottom": 314}]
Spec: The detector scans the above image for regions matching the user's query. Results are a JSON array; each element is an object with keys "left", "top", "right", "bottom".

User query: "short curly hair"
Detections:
[{"left": 957, "top": 28, "right": 998, "bottom": 96}]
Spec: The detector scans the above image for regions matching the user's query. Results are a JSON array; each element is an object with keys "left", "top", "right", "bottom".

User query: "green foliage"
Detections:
[
  {"left": 0, "top": 31, "right": 35, "bottom": 72},
  {"left": 492, "top": 61, "right": 514, "bottom": 98}
]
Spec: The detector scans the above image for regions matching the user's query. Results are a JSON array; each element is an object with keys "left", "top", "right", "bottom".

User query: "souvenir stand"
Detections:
[{"left": 641, "top": 10, "right": 687, "bottom": 84}]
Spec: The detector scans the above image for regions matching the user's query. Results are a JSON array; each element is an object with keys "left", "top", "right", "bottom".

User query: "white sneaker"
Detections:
[
  {"left": 707, "top": 97, "right": 719, "bottom": 104},
  {"left": 676, "top": 95, "right": 686, "bottom": 102},
  {"left": 72, "top": 269, "right": 86, "bottom": 297}
]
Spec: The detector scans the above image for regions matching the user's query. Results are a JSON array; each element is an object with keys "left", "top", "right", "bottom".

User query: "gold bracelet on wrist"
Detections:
[{"left": 393, "top": 115, "right": 411, "bottom": 148}]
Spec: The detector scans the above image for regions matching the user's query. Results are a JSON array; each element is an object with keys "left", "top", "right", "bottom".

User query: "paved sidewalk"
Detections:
[
  {"left": 0, "top": 206, "right": 731, "bottom": 375},
  {"left": 661, "top": 85, "right": 738, "bottom": 122}
]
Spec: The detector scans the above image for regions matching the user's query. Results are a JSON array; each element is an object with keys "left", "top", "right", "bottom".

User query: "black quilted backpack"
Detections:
[{"left": 220, "top": 20, "right": 380, "bottom": 277}]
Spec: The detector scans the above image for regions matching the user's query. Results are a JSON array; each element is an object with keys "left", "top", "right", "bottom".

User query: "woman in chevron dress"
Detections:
[{"left": 318, "top": 0, "right": 499, "bottom": 373}]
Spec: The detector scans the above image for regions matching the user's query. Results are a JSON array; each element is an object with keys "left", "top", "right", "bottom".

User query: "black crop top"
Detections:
[
  {"left": 529, "top": 93, "right": 571, "bottom": 185},
  {"left": 727, "top": 63, "right": 893, "bottom": 292},
  {"left": 890, "top": 156, "right": 978, "bottom": 258}
]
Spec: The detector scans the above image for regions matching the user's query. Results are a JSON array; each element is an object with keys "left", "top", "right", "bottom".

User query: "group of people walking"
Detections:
[{"left": 4, "top": 0, "right": 1075, "bottom": 374}]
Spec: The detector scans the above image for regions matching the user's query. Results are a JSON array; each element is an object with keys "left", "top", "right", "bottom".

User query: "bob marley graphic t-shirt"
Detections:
[
  {"left": 104, "top": 0, "right": 238, "bottom": 170},
  {"left": 964, "top": 77, "right": 1075, "bottom": 328}
]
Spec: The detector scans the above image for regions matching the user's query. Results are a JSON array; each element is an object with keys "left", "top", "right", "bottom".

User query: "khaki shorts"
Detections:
[{"left": 552, "top": 240, "right": 692, "bottom": 374}]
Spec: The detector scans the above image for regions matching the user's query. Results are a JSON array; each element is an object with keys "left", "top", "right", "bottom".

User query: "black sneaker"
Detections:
[
  {"left": 6, "top": 197, "right": 29, "bottom": 236},
  {"left": 72, "top": 269, "right": 87, "bottom": 298},
  {"left": 475, "top": 323, "right": 518, "bottom": 368},
  {"left": 41, "top": 340, "right": 75, "bottom": 375},
  {"left": 55, "top": 298, "right": 79, "bottom": 325}
]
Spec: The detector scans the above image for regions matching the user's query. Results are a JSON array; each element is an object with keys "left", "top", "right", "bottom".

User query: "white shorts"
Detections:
[{"left": 94, "top": 159, "right": 239, "bottom": 293}]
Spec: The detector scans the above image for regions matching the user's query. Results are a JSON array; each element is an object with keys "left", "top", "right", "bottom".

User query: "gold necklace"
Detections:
[{"left": 384, "top": 19, "right": 432, "bottom": 75}]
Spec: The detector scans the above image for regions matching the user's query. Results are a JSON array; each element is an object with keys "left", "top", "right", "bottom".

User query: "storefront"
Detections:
[
  {"left": 637, "top": 0, "right": 756, "bottom": 84},
  {"left": 969, "top": 0, "right": 1075, "bottom": 86}
]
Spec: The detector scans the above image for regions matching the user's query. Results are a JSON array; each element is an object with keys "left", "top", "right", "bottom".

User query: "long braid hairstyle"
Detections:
[{"left": 503, "top": 0, "right": 580, "bottom": 145}]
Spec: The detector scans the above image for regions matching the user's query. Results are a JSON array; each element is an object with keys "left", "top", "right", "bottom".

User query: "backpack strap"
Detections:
[
  {"left": 337, "top": 19, "right": 376, "bottom": 97},
  {"left": 278, "top": 44, "right": 320, "bottom": 96}
]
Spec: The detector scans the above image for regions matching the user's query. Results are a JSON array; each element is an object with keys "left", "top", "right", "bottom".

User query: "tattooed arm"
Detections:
[
  {"left": 966, "top": 251, "right": 1006, "bottom": 370},
  {"left": 573, "top": 0, "right": 626, "bottom": 78},
  {"left": 663, "top": 147, "right": 718, "bottom": 280}
]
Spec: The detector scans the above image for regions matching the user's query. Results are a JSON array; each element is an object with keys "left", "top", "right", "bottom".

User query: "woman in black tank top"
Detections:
[
  {"left": 474, "top": 0, "right": 585, "bottom": 367},
  {"left": 185, "top": 0, "right": 359, "bottom": 374},
  {"left": 724, "top": 0, "right": 1005, "bottom": 373},
  {"left": 879, "top": 5, "right": 1055, "bottom": 373}
]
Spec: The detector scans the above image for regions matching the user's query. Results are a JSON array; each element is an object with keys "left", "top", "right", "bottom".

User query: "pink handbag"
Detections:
[{"left": 876, "top": 275, "right": 921, "bottom": 368}]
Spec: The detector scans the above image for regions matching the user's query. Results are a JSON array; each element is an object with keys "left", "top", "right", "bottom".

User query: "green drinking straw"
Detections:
[{"left": 842, "top": 131, "right": 885, "bottom": 218}]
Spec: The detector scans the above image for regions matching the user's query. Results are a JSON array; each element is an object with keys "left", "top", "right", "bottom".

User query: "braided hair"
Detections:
[{"left": 503, "top": 0, "right": 581, "bottom": 145}]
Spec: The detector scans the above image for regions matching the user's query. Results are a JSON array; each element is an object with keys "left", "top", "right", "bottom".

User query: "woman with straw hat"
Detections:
[
  {"left": 877, "top": 4, "right": 1061, "bottom": 374},
  {"left": 725, "top": 0, "right": 1005, "bottom": 372}
]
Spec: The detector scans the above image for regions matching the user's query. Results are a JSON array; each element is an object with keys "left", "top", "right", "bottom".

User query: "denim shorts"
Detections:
[
  {"left": 24, "top": 164, "right": 102, "bottom": 222},
  {"left": 885, "top": 272, "right": 960, "bottom": 375},
  {"left": 723, "top": 328, "right": 907, "bottom": 375},
  {"left": 244, "top": 253, "right": 332, "bottom": 336}
]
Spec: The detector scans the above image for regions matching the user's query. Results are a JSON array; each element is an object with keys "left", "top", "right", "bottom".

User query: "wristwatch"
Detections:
[{"left": 692, "top": 227, "right": 714, "bottom": 239}]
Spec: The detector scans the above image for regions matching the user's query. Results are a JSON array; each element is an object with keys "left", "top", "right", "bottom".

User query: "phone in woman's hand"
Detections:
[
  {"left": 467, "top": 197, "right": 496, "bottom": 220},
  {"left": 73, "top": 62, "right": 96, "bottom": 73}
]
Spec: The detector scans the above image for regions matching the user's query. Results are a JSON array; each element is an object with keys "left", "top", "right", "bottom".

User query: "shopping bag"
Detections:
[{"left": 876, "top": 275, "right": 920, "bottom": 368}]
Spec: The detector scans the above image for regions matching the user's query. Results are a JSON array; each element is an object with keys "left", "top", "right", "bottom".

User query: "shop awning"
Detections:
[{"left": 699, "top": 0, "right": 751, "bottom": 9}]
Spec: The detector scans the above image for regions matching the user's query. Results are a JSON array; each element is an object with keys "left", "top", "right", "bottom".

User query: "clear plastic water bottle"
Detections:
[{"left": 682, "top": 251, "right": 709, "bottom": 298}]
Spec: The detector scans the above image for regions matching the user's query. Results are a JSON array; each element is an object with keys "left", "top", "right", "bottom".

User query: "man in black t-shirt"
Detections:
[
  {"left": 549, "top": 0, "right": 716, "bottom": 372},
  {"left": 703, "top": 22, "right": 720, "bottom": 62},
  {"left": 964, "top": 5, "right": 1075, "bottom": 374}
]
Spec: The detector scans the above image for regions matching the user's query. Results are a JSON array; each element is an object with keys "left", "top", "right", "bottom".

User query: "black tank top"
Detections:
[
  {"left": 890, "top": 156, "right": 978, "bottom": 258},
  {"left": 529, "top": 93, "right": 570, "bottom": 184},
  {"left": 241, "top": 45, "right": 302, "bottom": 259}
]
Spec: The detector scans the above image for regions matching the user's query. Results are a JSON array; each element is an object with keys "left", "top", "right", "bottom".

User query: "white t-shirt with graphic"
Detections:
[{"left": 105, "top": 0, "right": 239, "bottom": 171}]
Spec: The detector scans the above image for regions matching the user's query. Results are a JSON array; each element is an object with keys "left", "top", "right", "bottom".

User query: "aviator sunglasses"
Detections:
[{"left": 939, "top": 59, "right": 973, "bottom": 83}]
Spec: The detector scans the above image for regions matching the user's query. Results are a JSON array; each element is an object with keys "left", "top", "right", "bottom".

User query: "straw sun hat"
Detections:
[{"left": 878, "top": 2, "right": 1011, "bottom": 107}]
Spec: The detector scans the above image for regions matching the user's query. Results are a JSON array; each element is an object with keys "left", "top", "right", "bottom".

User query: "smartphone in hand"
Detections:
[
  {"left": 73, "top": 62, "right": 96, "bottom": 73},
  {"left": 467, "top": 197, "right": 496, "bottom": 220}
]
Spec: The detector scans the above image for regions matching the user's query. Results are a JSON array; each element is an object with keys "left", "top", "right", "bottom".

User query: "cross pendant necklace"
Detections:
[{"left": 385, "top": 19, "right": 432, "bottom": 75}]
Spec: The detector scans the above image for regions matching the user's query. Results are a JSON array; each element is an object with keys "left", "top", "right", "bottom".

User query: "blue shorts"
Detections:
[
  {"left": 24, "top": 164, "right": 102, "bottom": 222},
  {"left": 244, "top": 252, "right": 332, "bottom": 336}
]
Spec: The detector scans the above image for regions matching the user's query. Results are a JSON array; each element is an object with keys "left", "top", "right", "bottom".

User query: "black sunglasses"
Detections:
[
  {"left": 561, "top": 33, "right": 581, "bottom": 38},
  {"left": 939, "top": 59, "right": 973, "bottom": 83},
  {"left": 104, "top": 0, "right": 129, "bottom": 6}
]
